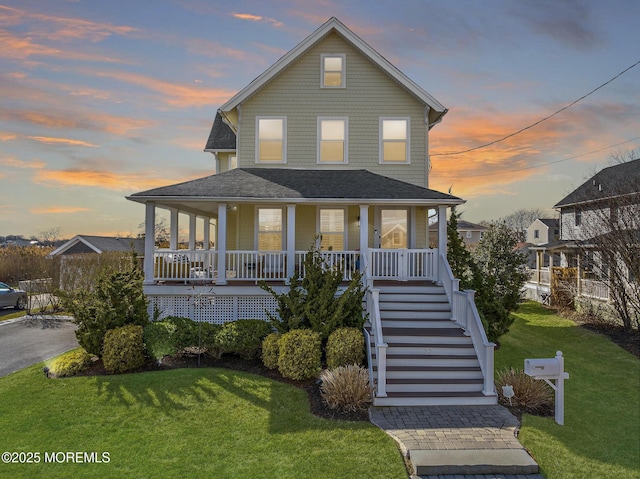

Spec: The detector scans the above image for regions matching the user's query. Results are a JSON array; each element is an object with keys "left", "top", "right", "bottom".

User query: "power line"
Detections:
[
  {"left": 448, "top": 136, "right": 640, "bottom": 178},
  {"left": 431, "top": 58, "right": 640, "bottom": 157}
]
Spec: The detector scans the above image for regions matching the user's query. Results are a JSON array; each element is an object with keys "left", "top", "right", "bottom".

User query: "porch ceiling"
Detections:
[{"left": 127, "top": 168, "right": 464, "bottom": 214}]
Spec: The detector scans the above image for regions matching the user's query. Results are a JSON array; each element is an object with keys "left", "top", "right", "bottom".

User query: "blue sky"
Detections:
[{"left": 1, "top": 0, "right": 639, "bottom": 239}]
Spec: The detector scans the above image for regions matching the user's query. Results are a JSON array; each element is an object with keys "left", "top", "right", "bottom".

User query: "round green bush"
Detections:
[
  {"left": 49, "top": 348, "right": 93, "bottom": 377},
  {"left": 278, "top": 329, "right": 322, "bottom": 380},
  {"left": 200, "top": 322, "right": 223, "bottom": 358},
  {"left": 217, "top": 319, "right": 273, "bottom": 360},
  {"left": 102, "top": 324, "right": 146, "bottom": 374},
  {"left": 144, "top": 321, "right": 176, "bottom": 360},
  {"left": 326, "top": 327, "right": 365, "bottom": 369},
  {"left": 261, "top": 332, "right": 281, "bottom": 370}
]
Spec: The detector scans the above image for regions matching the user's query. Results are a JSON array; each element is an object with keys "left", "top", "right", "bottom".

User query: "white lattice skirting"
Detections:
[{"left": 148, "top": 294, "right": 279, "bottom": 324}]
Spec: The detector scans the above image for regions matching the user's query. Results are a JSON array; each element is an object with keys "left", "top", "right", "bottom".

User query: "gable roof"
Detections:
[
  {"left": 204, "top": 111, "right": 236, "bottom": 152},
  {"left": 555, "top": 158, "right": 640, "bottom": 208},
  {"left": 537, "top": 218, "right": 559, "bottom": 228},
  {"left": 48, "top": 235, "right": 144, "bottom": 257},
  {"left": 217, "top": 17, "right": 447, "bottom": 128},
  {"left": 128, "top": 168, "right": 463, "bottom": 205}
]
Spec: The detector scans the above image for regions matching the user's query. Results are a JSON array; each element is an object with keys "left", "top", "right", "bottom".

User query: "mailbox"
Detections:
[{"left": 524, "top": 357, "right": 561, "bottom": 378}]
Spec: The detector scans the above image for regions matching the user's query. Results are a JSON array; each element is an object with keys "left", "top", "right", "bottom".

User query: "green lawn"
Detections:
[
  {"left": 496, "top": 302, "right": 640, "bottom": 479},
  {"left": 0, "top": 365, "right": 406, "bottom": 479}
]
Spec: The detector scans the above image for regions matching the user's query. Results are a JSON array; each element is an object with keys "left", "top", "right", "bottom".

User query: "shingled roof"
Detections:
[
  {"left": 555, "top": 159, "right": 640, "bottom": 208},
  {"left": 128, "top": 168, "right": 463, "bottom": 204},
  {"left": 204, "top": 111, "right": 236, "bottom": 151}
]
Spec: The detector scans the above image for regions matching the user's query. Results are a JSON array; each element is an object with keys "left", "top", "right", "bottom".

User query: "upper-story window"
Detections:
[
  {"left": 380, "top": 118, "right": 410, "bottom": 163},
  {"left": 575, "top": 208, "right": 582, "bottom": 226},
  {"left": 534, "top": 229, "right": 540, "bottom": 239},
  {"left": 321, "top": 54, "right": 345, "bottom": 88},
  {"left": 256, "top": 117, "right": 286, "bottom": 163},
  {"left": 229, "top": 156, "right": 237, "bottom": 170},
  {"left": 318, "top": 117, "right": 348, "bottom": 164}
]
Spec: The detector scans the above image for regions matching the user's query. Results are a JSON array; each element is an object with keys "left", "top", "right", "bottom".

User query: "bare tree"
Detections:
[
  {"left": 499, "top": 208, "right": 544, "bottom": 243},
  {"left": 39, "top": 227, "right": 62, "bottom": 246},
  {"left": 573, "top": 151, "right": 640, "bottom": 331},
  {"left": 138, "top": 218, "right": 170, "bottom": 245}
]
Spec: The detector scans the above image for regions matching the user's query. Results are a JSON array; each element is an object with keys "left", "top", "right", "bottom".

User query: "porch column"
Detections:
[
  {"left": 216, "top": 203, "right": 227, "bottom": 285},
  {"left": 188, "top": 213, "right": 196, "bottom": 250},
  {"left": 170, "top": 208, "right": 179, "bottom": 250},
  {"left": 438, "top": 206, "right": 447, "bottom": 255},
  {"left": 536, "top": 250, "right": 542, "bottom": 284},
  {"left": 203, "top": 218, "right": 210, "bottom": 249},
  {"left": 576, "top": 253, "right": 582, "bottom": 296},
  {"left": 286, "top": 204, "right": 296, "bottom": 280},
  {"left": 144, "top": 202, "right": 156, "bottom": 285},
  {"left": 359, "top": 205, "right": 369, "bottom": 273}
]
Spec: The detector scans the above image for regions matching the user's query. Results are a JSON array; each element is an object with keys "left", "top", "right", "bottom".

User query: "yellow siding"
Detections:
[
  {"left": 237, "top": 32, "right": 428, "bottom": 187},
  {"left": 295, "top": 205, "right": 316, "bottom": 249}
]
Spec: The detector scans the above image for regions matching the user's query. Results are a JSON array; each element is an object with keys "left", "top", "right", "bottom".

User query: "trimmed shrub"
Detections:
[
  {"left": 496, "top": 367, "right": 554, "bottom": 413},
  {"left": 320, "top": 365, "right": 372, "bottom": 412},
  {"left": 49, "top": 348, "right": 93, "bottom": 377},
  {"left": 278, "top": 329, "right": 322, "bottom": 380},
  {"left": 165, "top": 316, "right": 199, "bottom": 350},
  {"left": 143, "top": 321, "right": 175, "bottom": 360},
  {"left": 102, "top": 325, "right": 146, "bottom": 374},
  {"left": 217, "top": 319, "right": 273, "bottom": 360},
  {"left": 262, "top": 333, "right": 281, "bottom": 370},
  {"left": 200, "top": 322, "right": 223, "bottom": 358},
  {"left": 326, "top": 327, "right": 364, "bottom": 369}
]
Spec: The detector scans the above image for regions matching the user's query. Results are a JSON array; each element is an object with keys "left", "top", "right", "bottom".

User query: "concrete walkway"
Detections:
[{"left": 369, "top": 405, "right": 543, "bottom": 479}]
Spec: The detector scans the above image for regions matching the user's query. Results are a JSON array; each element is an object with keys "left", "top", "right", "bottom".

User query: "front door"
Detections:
[{"left": 375, "top": 209, "right": 408, "bottom": 278}]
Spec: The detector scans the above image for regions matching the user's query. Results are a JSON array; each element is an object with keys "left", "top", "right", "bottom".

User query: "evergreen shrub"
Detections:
[
  {"left": 261, "top": 332, "right": 281, "bottom": 369},
  {"left": 143, "top": 321, "right": 175, "bottom": 360},
  {"left": 217, "top": 319, "right": 273, "bottom": 360},
  {"left": 49, "top": 348, "right": 93, "bottom": 377},
  {"left": 102, "top": 324, "right": 146, "bottom": 374},
  {"left": 326, "top": 327, "right": 365, "bottom": 369},
  {"left": 278, "top": 329, "right": 322, "bottom": 380}
]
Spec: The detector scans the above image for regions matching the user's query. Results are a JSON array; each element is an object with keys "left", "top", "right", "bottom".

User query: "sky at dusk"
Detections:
[{"left": 1, "top": 0, "right": 639, "bottom": 240}]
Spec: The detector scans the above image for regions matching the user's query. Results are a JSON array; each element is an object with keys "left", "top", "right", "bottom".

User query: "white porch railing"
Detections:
[
  {"left": 367, "top": 288, "right": 387, "bottom": 398},
  {"left": 529, "top": 268, "right": 551, "bottom": 285},
  {"left": 153, "top": 249, "right": 362, "bottom": 283},
  {"left": 369, "top": 248, "right": 438, "bottom": 281},
  {"left": 580, "top": 279, "right": 610, "bottom": 300},
  {"left": 440, "top": 253, "right": 496, "bottom": 397}
]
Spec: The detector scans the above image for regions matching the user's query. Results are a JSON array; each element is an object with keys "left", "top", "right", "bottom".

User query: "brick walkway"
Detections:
[{"left": 369, "top": 405, "right": 543, "bottom": 479}]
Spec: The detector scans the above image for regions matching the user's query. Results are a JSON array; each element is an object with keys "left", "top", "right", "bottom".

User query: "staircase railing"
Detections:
[
  {"left": 439, "top": 253, "right": 496, "bottom": 397},
  {"left": 366, "top": 288, "right": 387, "bottom": 398}
]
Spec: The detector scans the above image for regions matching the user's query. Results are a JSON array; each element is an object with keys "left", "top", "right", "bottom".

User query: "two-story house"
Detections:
[
  {"left": 526, "top": 159, "right": 639, "bottom": 311},
  {"left": 127, "top": 18, "right": 495, "bottom": 406}
]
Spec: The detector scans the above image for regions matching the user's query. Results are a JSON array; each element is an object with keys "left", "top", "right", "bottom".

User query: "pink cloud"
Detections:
[{"left": 29, "top": 206, "right": 91, "bottom": 214}]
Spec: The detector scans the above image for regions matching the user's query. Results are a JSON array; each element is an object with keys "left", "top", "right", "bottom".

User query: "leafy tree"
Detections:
[
  {"left": 60, "top": 254, "right": 149, "bottom": 355},
  {"left": 260, "top": 240, "right": 367, "bottom": 340}
]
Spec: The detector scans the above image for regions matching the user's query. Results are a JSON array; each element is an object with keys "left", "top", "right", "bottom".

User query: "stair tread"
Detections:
[
  {"left": 374, "top": 365, "right": 481, "bottom": 371},
  {"left": 386, "top": 378, "right": 483, "bottom": 384},
  {"left": 386, "top": 354, "right": 476, "bottom": 359},
  {"left": 383, "top": 391, "right": 486, "bottom": 398},
  {"left": 383, "top": 327, "right": 465, "bottom": 336}
]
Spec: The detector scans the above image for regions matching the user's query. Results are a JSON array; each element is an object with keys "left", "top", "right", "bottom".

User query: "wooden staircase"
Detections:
[{"left": 368, "top": 284, "right": 496, "bottom": 406}]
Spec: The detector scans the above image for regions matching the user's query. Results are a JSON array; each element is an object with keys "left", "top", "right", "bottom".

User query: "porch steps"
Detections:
[{"left": 369, "top": 284, "right": 495, "bottom": 406}]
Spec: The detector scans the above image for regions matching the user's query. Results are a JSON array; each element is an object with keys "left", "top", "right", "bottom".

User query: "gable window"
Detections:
[
  {"left": 321, "top": 54, "right": 345, "bottom": 88},
  {"left": 318, "top": 118, "right": 347, "bottom": 163},
  {"left": 319, "top": 209, "right": 345, "bottom": 251},
  {"left": 257, "top": 117, "right": 286, "bottom": 163},
  {"left": 258, "top": 208, "right": 283, "bottom": 251},
  {"left": 534, "top": 229, "right": 540, "bottom": 239},
  {"left": 575, "top": 208, "right": 582, "bottom": 226},
  {"left": 380, "top": 118, "right": 409, "bottom": 163}
]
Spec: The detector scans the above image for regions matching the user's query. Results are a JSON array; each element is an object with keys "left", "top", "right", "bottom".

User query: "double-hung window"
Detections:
[
  {"left": 256, "top": 117, "right": 286, "bottom": 163},
  {"left": 319, "top": 209, "right": 345, "bottom": 251},
  {"left": 257, "top": 208, "right": 283, "bottom": 251},
  {"left": 321, "top": 54, "right": 345, "bottom": 88},
  {"left": 380, "top": 118, "right": 409, "bottom": 163},
  {"left": 318, "top": 117, "right": 347, "bottom": 163}
]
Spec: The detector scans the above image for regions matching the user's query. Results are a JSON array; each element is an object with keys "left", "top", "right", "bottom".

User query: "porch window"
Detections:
[
  {"left": 319, "top": 209, "right": 345, "bottom": 251},
  {"left": 381, "top": 209, "right": 407, "bottom": 249},
  {"left": 321, "top": 54, "right": 345, "bottom": 88},
  {"left": 380, "top": 118, "right": 409, "bottom": 163},
  {"left": 229, "top": 155, "right": 237, "bottom": 170},
  {"left": 258, "top": 208, "right": 283, "bottom": 250},
  {"left": 318, "top": 118, "right": 347, "bottom": 163},
  {"left": 257, "top": 117, "right": 286, "bottom": 163}
]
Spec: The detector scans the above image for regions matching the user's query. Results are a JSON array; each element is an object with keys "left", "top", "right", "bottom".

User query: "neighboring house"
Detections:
[
  {"left": 127, "top": 18, "right": 495, "bottom": 406},
  {"left": 429, "top": 220, "right": 487, "bottom": 249},
  {"left": 48, "top": 235, "right": 145, "bottom": 290},
  {"left": 526, "top": 159, "right": 640, "bottom": 304}
]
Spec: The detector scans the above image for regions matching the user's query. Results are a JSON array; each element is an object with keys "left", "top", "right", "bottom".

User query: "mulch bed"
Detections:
[{"left": 77, "top": 352, "right": 370, "bottom": 422}]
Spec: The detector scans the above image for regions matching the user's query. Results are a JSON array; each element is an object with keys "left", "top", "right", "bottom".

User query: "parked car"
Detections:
[{"left": 0, "top": 282, "right": 27, "bottom": 310}]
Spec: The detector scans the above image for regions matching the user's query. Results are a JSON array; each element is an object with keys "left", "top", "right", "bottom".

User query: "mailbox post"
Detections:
[{"left": 524, "top": 351, "right": 569, "bottom": 425}]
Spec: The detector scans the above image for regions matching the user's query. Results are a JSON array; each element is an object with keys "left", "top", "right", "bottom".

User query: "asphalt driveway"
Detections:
[{"left": 0, "top": 316, "right": 78, "bottom": 377}]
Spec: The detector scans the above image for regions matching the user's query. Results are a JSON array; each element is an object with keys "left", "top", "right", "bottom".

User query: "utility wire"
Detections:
[
  {"left": 431, "top": 58, "right": 640, "bottom": 157},
  {"left": 449, "top": 136, "right": 640, "bottom": 178}
]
